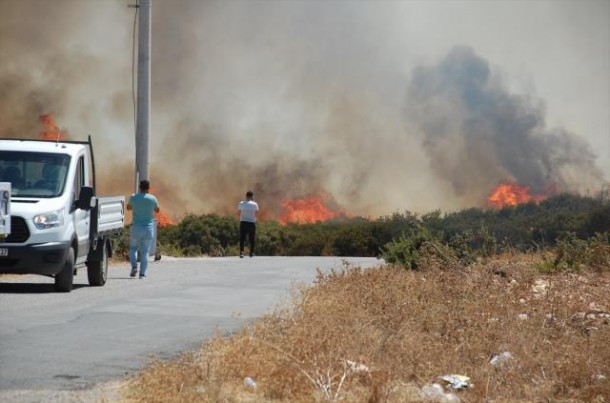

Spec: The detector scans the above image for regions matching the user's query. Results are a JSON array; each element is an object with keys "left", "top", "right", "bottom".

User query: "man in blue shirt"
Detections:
[{"left": 127, "top": 180, "right": 160, "bottom": 278}]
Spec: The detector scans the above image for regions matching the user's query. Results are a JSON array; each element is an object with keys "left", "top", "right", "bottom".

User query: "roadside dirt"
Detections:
[{"left": 0, "top": 380, "right": 126, "bottom": 403}]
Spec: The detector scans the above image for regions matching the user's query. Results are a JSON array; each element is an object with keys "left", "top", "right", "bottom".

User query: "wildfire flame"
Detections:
[
  {"left": 279, "top": 194, "right": 344, "bottom": 224},
  {"left": 150, "top": 187, "right": 173, "bottom": 227},
  {"left": 155, "top": 211, "right": 173, "bottom": 227},
  {"left": 39, "top": 113, "right": 68, "bottom": 140},
  {"left": 488, "top": 181, "right": 547, "bottom": 208},
  {"left": 125, "top": 208, "right": 174, "bottom": 227}
]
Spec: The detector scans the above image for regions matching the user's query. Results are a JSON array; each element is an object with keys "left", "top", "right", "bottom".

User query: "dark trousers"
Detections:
[{"left": 239, "top": 221, "right": 256, "bottom": 255}]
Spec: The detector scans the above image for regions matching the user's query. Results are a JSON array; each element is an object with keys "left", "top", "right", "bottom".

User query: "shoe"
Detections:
[
  {"left": 130, "top": 267, "right": 137, "bottom": 277},
  {"left": 139, "top": 274, "right": 147, "bottom": 279},
  {"left": 240, "top": 252, "right": 244, "bottom": 258},
  {"left": 250, "top": 253, "right": 255, "bottom": 258}
]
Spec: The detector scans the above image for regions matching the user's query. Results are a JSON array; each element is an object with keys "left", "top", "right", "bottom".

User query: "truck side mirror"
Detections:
[{"left": 76, "top": 186, "right": 96, "bottom": 210}]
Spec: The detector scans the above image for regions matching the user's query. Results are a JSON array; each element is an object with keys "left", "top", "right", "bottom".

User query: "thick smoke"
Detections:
[
  {"left": 0, "top": 1, "right": 606, "bottom": 220},
  {"left": 0, "top": 1, "right": 133, "bottom": 150},
  {"left": 131, "top": 1, "right": 423, "bottom": 219},
  {"left": 405, "top": 46, "right": 604, "bottom": 198},
  {"left": 153, "top": 117, "right": 331, "bottom": 217}
]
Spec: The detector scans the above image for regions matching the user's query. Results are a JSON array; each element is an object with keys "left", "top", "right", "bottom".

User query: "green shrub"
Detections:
[
  {"left": 332, "top": 221, "right": 377, "bottom": 256},
  {"left": 283, "top": 224, "right": 333, "bottom": 256},
  {"left": 447, "top": 225, "right": 497, "bottom": 264},
  {"left": 167, "top": 214, "right": 238, "bottom": 256},
  {"left": 382, "top": 228, "right": 432, "bottom": 269},
  {"left": 552, "top": 232, "right": 610, "bottom": 272},
  {"left": 256, "top": 221, "right": 283, "bottom": 256}
]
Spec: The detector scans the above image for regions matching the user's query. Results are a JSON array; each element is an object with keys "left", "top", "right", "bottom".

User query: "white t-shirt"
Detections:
[{"left": 238, "top": 200, "right": 259, "bottom": 223}]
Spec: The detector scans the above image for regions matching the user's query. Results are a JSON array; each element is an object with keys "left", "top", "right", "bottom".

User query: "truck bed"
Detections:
[{"left": 96, "top": 196, "right": 125, "bottom": 236}]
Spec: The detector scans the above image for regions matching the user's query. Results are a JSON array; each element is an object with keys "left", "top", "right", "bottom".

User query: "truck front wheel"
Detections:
[
  {"left": 87, "top": 241, "right": 108, "bottom": 286},
  {"left": 55, "top": 248, "right": 75, "bottom": 292}
]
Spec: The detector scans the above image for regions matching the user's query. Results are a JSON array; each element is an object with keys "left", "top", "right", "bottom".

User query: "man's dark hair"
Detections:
[
  {"left": 140, "top": 180, "right": 150, "bottom": 191},
  {"left": 246, "top": 191, "right": 253, "bottom": 198}
]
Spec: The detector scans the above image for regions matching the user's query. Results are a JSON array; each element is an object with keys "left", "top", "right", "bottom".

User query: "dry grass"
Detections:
[{"left": 125, "top": 255, "right": 610, "bottom": 402}]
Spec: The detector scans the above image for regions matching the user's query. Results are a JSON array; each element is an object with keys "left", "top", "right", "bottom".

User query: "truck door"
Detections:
[{"left": 73, "top": 155, "right": 90, "bottom": 264}]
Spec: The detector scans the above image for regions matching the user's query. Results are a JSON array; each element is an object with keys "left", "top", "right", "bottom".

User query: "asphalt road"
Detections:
[{"left": 0, "top": 256, "right": 381, "bottom": 400}]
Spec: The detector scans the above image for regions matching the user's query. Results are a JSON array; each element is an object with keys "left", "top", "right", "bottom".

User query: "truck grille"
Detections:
[{"left": 5, "top": 216, "right": 30, "bottom": 243}]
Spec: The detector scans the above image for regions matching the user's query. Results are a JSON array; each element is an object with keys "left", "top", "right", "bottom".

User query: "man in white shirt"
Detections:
[{"left": 237, "top": 190, "right": 259, "bottom": 258}]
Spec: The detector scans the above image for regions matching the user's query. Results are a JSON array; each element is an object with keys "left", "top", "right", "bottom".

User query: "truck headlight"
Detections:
[{"left": 33, "top": 208, "right": 65, "bottom": 230}]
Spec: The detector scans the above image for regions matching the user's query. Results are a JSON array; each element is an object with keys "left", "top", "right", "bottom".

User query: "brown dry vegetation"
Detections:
[{"left": 125, "top": 255, "right": 610, "bottom": 402}]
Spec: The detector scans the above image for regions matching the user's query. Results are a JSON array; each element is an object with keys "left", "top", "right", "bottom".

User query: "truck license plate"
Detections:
[{"left": 0, "top": 248, "right": 8, "bottom": 257}]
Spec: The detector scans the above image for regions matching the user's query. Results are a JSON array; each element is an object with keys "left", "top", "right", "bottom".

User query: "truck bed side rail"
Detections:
[{"left": 93, "top": 196, "right": 125, "bottom": 236}]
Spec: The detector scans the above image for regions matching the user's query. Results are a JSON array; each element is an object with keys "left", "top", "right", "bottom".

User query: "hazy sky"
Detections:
[{"left": 1, "top": 0, "right": 608, "bottom": 218}]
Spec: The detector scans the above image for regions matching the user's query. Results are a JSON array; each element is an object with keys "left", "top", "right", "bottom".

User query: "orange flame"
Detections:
[
  {"left": 279, "top": 194, "right": 343, "bottom": 224},
  {"left": 125, "top": 209, "right": 174, "bottom": 227},
  {"left": 149, "top": 187, "right": 173, "bottom": 227},
  {"left": 39, "top": 113, "right": 68, "bottom": 140},
  {"left": 155, "top": 211, "right": 173, "bottom": 227},
  {"left": 488, "top": 181, "right": 547, "bottom": 208}
]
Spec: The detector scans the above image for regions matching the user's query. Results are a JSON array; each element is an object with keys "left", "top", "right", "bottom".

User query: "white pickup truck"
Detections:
[{"left": 0, "top": 137, "right": 124, "bottom": 292}]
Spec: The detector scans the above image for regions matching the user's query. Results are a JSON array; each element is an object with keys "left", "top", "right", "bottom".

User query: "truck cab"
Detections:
[{"left": 0, "top": 138, "right": 124, "bottom": 292}]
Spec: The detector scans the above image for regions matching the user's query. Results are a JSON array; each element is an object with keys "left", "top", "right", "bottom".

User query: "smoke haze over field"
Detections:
[{"left": 1, "top": 0, "right": 608, "bottom": 220}]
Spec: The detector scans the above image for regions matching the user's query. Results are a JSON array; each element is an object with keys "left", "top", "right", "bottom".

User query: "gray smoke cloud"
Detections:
[
  {"left": 405, "top": 46, "right": 604, "bottom": 198},
  {"left": 127, "top": 0, "right": 418, "bottom": 219},
  {"left": 0, "top": 1, "right": 606, "bottom": 220}
]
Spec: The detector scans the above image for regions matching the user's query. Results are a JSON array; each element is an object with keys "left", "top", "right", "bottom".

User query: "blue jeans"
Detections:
[{"left": 129, "top": 224, "right": 154, "bottom": 276}]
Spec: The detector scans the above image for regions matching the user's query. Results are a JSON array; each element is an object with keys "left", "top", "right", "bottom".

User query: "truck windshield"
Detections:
[{"left": 0, "top": 151, "right": 70, "bottom": 198}]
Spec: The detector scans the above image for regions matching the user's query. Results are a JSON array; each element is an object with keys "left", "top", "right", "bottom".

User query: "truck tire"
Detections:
[
  {"left": 55, "top": 247, "right": 75, "bottom": 292},
  {"left": 87, "top": 241, "right": 108, "bottom": 286}
]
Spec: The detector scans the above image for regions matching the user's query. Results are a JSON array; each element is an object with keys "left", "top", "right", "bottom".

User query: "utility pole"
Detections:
[{"left": 135, "top": 0, "right": 151, "bottom": 190}]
